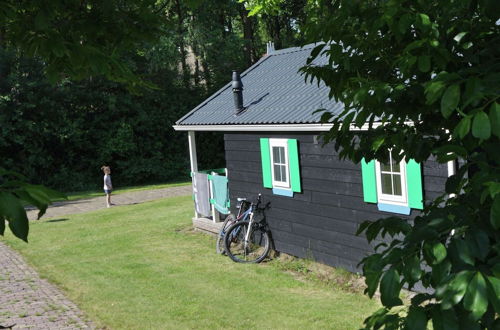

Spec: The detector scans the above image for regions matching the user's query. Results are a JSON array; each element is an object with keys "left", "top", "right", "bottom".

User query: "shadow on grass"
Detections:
[{"left": 45, "top": 218, "right": 70, "bottom": 223}]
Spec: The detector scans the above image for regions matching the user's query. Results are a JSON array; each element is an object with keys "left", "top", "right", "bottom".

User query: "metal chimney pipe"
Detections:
[{"left": 232, "top": 71, "right": 244, "bottom": 113}]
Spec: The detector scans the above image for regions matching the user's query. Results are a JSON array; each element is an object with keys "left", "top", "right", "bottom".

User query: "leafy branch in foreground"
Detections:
[
  {"left": 0, "top": 169, "right": 66, "bottom": 241},
  {"left": 248, "top": 0, "right": 499, "bottom": 328}
]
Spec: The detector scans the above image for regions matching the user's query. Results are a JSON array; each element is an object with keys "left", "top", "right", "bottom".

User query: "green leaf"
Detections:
[
  {"left": 424, "top": 241, "right": 447, "bottom": 265},
  {"left": 486, "top": 276, "right": 500, "bottom": 314},
  {"left": 431, "top": 306, "right": 459, "bottom": 330},
  {"left": 449, "top": 239, "right": 475, "bottom": 266},
  {"left": 34, "top": 11, "right": 49, "bottom": 30},
  {"left": 380, "top": 269, "right": 403, "bottom": 308},
  {"left": 354, "top": 110, "right": 371, "bottom": 128},
  {"left": 453, "top": 116, "right": 471, "bottom": 138},
  {"left": 362, "top": 254, "right": 383, "bottom": 298},
  {"left": 463, "top": 272, "right": 488, "bottom": 320},
  {"left": 15, "top": 190, "right": 48, "bottom": 220},
  {"left": 432, "top": 242, "right": 447, "bottom": 264},
  {"left": 486, "top": 181, "right": 500, "bottom": 199},
  {"left": 417, "top": 13, "right": 431, "bottom": 30},
  {"left": 356, "top": 220, "right": 372, "bottom": 236},
  {"left": 472, "top": 111, "right": 491, "bottom": 140},
  {"left": 406, "top": 306, "right": 427, "bottom": 330},
  {"left": 466, "top": 229, "right": 490, "bottom": 261},
  {"left": 430, "top": 40, "right": 439, "bottom": 47},
  {"left": 445, "top": 174, "right": 462, "bottom": 194},
  {"left": 0, "top": 192, "right": 29, "bottom": 242},
  {"left": 489, "top": 102, "right": 500, "bottom": 138},
  {"left": 398, "top": 13, "right": 413, "bottom": 34},
  {"left": 433, "top": 144, "right": 467, "bottom": 158},
  {"left": 441, "top": 84, "right": 460, "bottom": 118},
  {"left": 462, "top": 77, "right": 482, "bottom": 108},
  {"left": 491, "top": 195, "right": 500, "bottom": 230},
  {"left": 440, "top": 270, "right": 473, "bottom": 309},
  {"left": 454, "top": 32, "right": 468, "bottom": 43},
  {"left": 418, "top": 55, "right": 431, "bottom": 72},
  {"left": 492, "top": 264, "right": 500, "bottom": 278},
  {"left": 425, "top": 81, "right": 445, "bottom": 104},
  {"left": 371, "top": 136, "right": 385, "bottom": 151},
  {"left": 406, "top": 255, "right": 423, "bottom": 283}
]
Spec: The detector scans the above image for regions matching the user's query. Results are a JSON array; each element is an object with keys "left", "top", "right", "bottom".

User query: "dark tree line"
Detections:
[{"left": 0, "top": 0, "right": 308, "bottom": 191}]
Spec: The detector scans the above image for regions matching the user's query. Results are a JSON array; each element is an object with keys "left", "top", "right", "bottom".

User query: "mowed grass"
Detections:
[{"left": 5, "top": 196, "right": 378, "bottom": 329}]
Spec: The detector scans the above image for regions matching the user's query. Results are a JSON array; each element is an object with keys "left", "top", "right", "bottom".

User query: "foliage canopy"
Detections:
[{"left": 248, "top": 0, "right": 500, "bottom": 328}]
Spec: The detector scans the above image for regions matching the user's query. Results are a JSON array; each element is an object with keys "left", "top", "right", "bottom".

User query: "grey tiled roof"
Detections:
[{"left": 175, "top": 43, "right": 344, "bottom": 126}]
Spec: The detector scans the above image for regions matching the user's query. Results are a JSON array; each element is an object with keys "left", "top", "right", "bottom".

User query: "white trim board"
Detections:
[{"left": 173, "top": 122, "right": 414, "bottom": 132}]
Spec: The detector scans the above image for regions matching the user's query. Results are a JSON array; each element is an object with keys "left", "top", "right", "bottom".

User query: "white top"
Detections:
[{"left": 104, "top": 174, "right": 112, "bottom": 190}]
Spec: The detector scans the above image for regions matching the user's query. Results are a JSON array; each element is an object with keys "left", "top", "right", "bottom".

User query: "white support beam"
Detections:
[
  {"left": 188, "top": 131, "right": 199, "bottom": 218},
  {"left": 188, "top": 131, "right": 198, "bottom": 173}
]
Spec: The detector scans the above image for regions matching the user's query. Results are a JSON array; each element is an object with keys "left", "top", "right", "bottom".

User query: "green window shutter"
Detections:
[
  {"left": 260, "top": 138, "right": 273, "bottom": 188},
  {"left": 288, "top": 139, "right": 301, "bottom": 192},
  {"left": 406, "top": 159, "right": 424, "bottom": 210},
  {"left": 361, "top": 158, "right": 377, "bottom": 203}
]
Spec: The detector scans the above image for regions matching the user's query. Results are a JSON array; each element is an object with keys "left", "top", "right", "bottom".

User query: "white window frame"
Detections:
[
  {"left": 269, "top": 138, "right": 290, "bottom": 189},
  {"left": 375, "top": 150, "right": 408, "bottom": 206}
]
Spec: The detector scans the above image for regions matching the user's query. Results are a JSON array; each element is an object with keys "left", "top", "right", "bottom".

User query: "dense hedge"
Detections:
[{"left": 0, "top": 49, "right": 225, "bottom": 191}]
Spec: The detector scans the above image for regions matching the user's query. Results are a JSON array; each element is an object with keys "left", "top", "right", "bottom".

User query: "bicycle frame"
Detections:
[{"left": 244, "top": 210, "right": 255, "bottom": 250}]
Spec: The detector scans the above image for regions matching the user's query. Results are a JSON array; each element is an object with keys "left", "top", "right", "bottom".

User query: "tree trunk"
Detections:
[
  {"left": 174, "top": 0, "right": 189, "bottom": 88},
  {"left": 201, "top": 56, "right": 211, "bottom": 89},
  {"left": 264, "top": 15, "right": 282, "bottom": 50},
  {"left": 238, "top": 4, "right": 257, "bottom": 66}
]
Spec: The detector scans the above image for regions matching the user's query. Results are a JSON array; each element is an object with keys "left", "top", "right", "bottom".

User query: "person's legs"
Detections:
[{"left": 107, "top": 193, "right": 111, "bottom": 207}]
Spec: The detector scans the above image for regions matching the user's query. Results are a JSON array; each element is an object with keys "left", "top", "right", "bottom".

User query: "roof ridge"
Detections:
[{"left": 269, "top": 42, "right": 323, "bottom": 55}]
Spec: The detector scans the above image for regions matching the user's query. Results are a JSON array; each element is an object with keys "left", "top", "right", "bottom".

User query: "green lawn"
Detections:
[
  {"left": 62, "top": 181, "right": 190, "bottom": 201},
  {"left": 5, "top": 196, "right": 378, "bottom": 329}
]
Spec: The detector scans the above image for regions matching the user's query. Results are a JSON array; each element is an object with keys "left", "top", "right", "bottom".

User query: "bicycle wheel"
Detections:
[
  {"left": 216, "top": 214, "right": 235, "bottom": 255},
  {"left": 224, "top": 221, "right": 270, "bottom": 263}
]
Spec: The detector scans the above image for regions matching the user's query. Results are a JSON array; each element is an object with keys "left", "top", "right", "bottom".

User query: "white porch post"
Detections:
[{"left": 188, "top": 131, "right": 199, "bottom": 218}]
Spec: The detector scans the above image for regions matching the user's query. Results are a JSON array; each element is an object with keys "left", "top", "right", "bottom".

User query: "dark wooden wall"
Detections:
[{"left": 224, "top": 132, "right": 448, "bottom": 273}]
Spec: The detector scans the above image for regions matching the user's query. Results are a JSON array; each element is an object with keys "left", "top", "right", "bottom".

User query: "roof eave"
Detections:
[{"left": 172, "top": 122, "right": 409, "bottom": 132}]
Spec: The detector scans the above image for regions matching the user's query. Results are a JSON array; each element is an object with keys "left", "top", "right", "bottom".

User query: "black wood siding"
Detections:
[{"left": 225, "top": 132, "right": 448, "bottom": 273}]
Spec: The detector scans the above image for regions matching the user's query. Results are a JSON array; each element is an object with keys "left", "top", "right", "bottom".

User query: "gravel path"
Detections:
[{"left": 1, "top": 185, "right": 192, "bottom": 329}]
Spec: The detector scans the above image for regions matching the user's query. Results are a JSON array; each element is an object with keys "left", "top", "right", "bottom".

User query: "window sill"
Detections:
[
  {"left": 272, "top": 188, "right": 294, "bottom": 197},
  {"left": 377, "top": 203, "right": 411, "bottom": 215}
]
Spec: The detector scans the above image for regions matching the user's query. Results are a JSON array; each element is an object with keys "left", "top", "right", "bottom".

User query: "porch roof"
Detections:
[{"left": 175, "top": 43, "right": 344, "bottom": 128}]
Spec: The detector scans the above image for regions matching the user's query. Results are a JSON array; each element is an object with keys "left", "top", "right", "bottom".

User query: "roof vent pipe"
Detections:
[
  {"left": 266, "top": 41, "right": 275, "bottom": 55},
  {"left": 232, "top": 71, "right": 244, "bottom": 114}
]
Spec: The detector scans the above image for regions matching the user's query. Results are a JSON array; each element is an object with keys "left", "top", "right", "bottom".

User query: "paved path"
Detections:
[
  {"left": 1, "top": 185, "right": 192, "bottom": 329},
  {"left": 0, "top": 243, "right": 93, "bottom": 329},
  {"left": 27, "top": 185, "right": 192, "bottom": 220}
]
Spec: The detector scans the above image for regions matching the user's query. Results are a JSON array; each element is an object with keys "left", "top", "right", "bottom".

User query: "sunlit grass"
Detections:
[{"left": 5, "top": 196, "right": 378, "bottom": 329}]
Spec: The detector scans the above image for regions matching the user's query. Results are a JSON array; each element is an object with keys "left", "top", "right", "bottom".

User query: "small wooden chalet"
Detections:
[{"left": 173, "top": 43, "right": 452, "bottom": 272}]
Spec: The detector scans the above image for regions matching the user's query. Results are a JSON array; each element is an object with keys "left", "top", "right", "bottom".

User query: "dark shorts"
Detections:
[{"left": 104, "top": 189, "right": 112, "bottom": 195}]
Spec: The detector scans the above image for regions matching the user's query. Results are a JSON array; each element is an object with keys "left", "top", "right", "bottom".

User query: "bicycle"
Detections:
[
  {"left": 223, "top": 194, "right": 271, "bottom": 263},
  {"left": 215, "top": 196, "right": 252, "bottom": 255}
]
